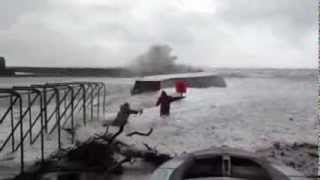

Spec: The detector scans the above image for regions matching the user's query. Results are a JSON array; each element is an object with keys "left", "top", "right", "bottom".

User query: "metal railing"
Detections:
[{"left": 0, "top": 82, "right": 106, "bottom": 173}]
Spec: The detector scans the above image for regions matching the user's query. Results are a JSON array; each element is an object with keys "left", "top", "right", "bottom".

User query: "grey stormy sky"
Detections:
[{"left": 0, "top": 0, "right": 317, "bottom": 68}]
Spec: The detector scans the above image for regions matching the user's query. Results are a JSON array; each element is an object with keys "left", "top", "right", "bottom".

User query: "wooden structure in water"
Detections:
[{"left": 131, "top": 73, "right": 227, "bottom": 95}]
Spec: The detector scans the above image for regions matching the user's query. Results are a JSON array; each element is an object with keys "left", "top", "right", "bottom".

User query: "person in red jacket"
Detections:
[{"left": 156, "top": 91, "right": 183, "bottom": 116}]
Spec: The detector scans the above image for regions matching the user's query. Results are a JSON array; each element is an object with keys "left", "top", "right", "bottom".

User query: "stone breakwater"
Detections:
[{"left": 131, "top": 74, "right": 226, "bottom": 94}]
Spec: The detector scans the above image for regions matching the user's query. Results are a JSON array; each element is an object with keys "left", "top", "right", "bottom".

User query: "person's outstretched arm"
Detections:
[
  {"left": 170, "top": 96, "right": 184, "bottom": 102},
  {"left": 129, "top": 109, "right": 143, "bottom": 114}
]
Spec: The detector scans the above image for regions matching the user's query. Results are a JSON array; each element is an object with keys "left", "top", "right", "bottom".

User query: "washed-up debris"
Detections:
[
  {"left": 257, "top": 142, "right": 318, "bottom": 177},
  {"left": 18, "top": 122, "right": 171, "bottom": 179}
]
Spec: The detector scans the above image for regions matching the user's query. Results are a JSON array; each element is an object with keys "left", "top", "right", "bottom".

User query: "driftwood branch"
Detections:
[
  {"left": 109, "top": 124, "right": 125, "bottom": 143},
  {"left": 143, "top": 143, "right": 153, "bottom": 151},
  {"left": 126, "top": 128, "right": 153, "bottom": 137},
  {"left": 42, "top": 116, "right": 172, "bottom": 175}
]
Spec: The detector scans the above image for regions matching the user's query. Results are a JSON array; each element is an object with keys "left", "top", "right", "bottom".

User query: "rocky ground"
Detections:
[{"left": 257, "top": 142, "right": 318, "bottom": 178}]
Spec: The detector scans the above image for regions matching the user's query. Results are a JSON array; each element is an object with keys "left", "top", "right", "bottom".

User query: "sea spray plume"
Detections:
[
  {"left": 129, "top": 44, "right": 202, "bottom": 76},
  {"left": 130, "top": 44, "right": 177, "bottom": 75}
]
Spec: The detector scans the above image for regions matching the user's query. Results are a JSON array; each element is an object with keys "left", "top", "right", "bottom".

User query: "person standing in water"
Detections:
[{"left": 156, "top": 90, "right": 184, "bottom": 116}]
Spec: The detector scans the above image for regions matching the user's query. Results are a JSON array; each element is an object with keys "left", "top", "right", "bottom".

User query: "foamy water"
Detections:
[
  {"left": 74, "top": 71, "right": 317, "bottom": 179},
  {"left": 0, "top": 69, "right": 317, "bottom": 179},
  {"left": 111, "top": 77, "right": 317, "bottom": 153}
]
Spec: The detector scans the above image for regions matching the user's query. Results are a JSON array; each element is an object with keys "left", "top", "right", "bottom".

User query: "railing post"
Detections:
[
  {"left": 19, "top": 96, "right": 24, "bottom": 173},
  {"left": 103, "top": 83, "right": 106, "bottom": 114},
  {"left": 90, "top": 83, "right": 94, "bottom": 121},
  {"left": 39, "top": 91, "right": 44, "bottom": 164},
  {"left": 6, "top": 90, "right": 25, "bottom": 173},
  {"left": 97, "top": 85, "right": 101, "bottom": 121},
  {"left": 28, "top": 91, "right": 32, "bottom": 144},
  {"left": 68, "top": 85, "right": 75, "bottom": 144},
  {"left": 24, "top": 86, "right": 45, "bottom": 163},
  {"left": 10, "top": 96, "right": 15, "bottom": 152},
  {"left": 9, "top": 91, "right": 25, "bottom": 173},
  {"left": 54, "top": 88, "right": 61, "bottom": 150},
  {"left": 28, "top": 87, "right": 45, "bottom": 164},
  {"left": 63, "top": 88, "right": 68, "bottom": 123},
  {"left": 43, "top": 87, "right": 48, "bottom": 133},
  {"left": 81, "top": 84, "right": 86, "bottom": 126}
]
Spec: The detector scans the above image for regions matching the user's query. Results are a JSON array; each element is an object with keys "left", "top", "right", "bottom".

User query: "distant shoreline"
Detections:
[
  {"left": 0, "top": 66, "right": 316, "bottom": 78},
  {"left": 5, "top": 66, "right": 134, "bottom": 77}
]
